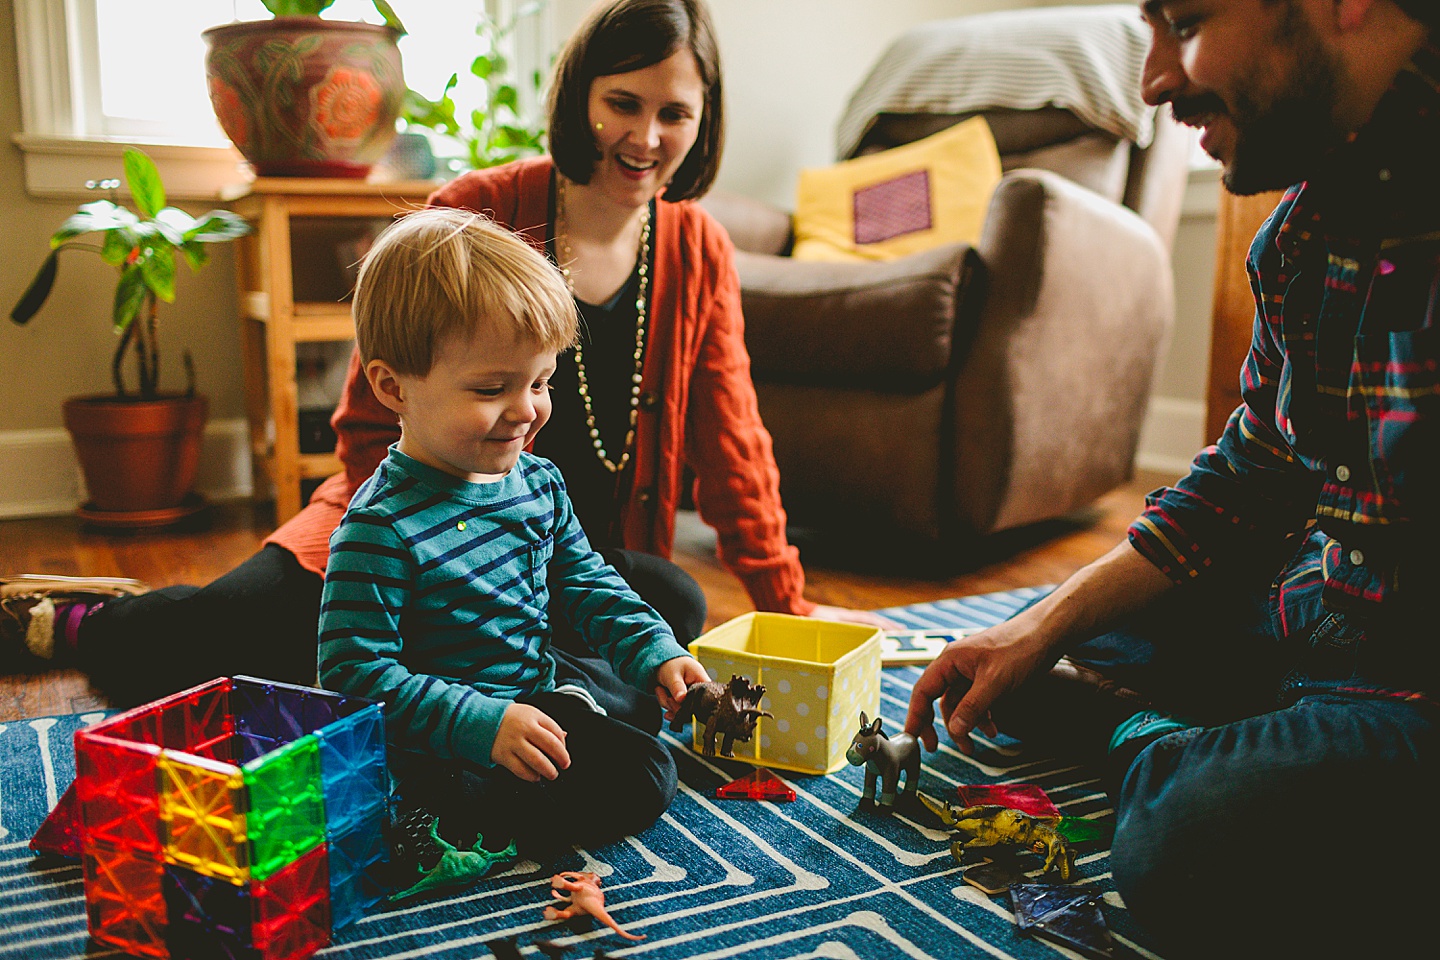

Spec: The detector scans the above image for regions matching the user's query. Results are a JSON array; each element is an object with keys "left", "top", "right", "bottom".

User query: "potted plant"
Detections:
[
  {"left": 392, "top": 3, "right": 547, "bottom": 178},
  {"left": 203, "top": 1, "right": 408, "bottom": 179},
  {"left": 9, "top": 148, "right": 251, "bottom": 527}
]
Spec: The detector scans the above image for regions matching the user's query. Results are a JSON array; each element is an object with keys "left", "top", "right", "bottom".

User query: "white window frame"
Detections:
[{"left": 11, "top": 0, "right": 556, "bottom": 201}]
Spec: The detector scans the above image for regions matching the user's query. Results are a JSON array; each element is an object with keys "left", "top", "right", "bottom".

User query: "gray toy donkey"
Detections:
[{"left": 846, "top": 711, "right": 921, "bottom": 809}]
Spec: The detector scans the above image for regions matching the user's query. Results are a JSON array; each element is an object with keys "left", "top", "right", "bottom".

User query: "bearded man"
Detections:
[{"left": 906, "top": 3, "right": 1438, "bottom": 956}]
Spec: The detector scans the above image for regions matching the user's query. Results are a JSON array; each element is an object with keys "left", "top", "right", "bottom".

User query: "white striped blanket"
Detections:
[{"left": 835, "top": 4, "right": 1157, "bottom": 160}]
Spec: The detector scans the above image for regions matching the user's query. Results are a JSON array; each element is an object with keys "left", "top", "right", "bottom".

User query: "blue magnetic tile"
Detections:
[
  {"left": 316, "top": 704, "right": 389, "bottom": 837},
  {"left": 327, "top": 816, "right": 389, "bottom": 931}
]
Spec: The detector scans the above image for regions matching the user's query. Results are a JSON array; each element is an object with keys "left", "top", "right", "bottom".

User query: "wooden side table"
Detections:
[
  {"left": 226, "top": 178, "right": 436, "bottom": 523},
  {"left": 1205, "top": 187, "right": 1285, "bottom": 443}
]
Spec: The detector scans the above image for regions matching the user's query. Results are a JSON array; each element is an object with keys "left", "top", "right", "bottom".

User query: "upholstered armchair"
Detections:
[{"left": 700, "top": 10, "right": 1190, "bottom": 542}]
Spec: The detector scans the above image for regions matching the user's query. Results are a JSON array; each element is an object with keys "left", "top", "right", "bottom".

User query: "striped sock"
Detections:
[{"left": 51, "top": 598, "right": 108, "bottom": 661}]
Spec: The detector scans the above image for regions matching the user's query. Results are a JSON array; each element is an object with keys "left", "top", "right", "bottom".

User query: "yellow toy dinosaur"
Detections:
[{"left": 918, "top": 791, "right": 1075, "bottom": 881}]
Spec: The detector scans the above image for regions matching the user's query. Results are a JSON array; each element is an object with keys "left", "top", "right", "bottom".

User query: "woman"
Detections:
[{"left": 0, "top": 0, "right": 885, "bottom": 710}]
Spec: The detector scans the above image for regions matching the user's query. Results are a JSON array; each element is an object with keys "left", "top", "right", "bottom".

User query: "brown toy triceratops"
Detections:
[{"left": 669, "top": 674, "right": 773, "bottom": 757}]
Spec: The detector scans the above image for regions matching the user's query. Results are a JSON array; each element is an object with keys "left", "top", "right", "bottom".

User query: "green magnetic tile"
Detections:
[{"left": 243, "top": 734, "right": 326, "bottom": 881}]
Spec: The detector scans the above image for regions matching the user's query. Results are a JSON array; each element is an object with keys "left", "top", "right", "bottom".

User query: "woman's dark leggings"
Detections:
[{"left": 78, "top": 544, "right": 707, "bottom": 710}]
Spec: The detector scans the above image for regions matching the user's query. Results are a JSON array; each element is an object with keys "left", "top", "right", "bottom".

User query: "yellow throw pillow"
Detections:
[{"left": 792, "top": 117, "right": 1002, "bottom": 262}]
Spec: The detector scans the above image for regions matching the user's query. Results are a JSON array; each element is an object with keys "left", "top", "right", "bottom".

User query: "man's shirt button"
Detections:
[
  {"left": 1335, "top": 464, "right": 1350, "bottom": 482},
  {"left": 1349, "top": 549, "right": 1365, "bottom": 566}
]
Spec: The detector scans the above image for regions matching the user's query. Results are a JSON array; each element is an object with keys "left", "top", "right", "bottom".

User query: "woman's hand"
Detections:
[
  {"left": 492, "top": 703, "right": 570, "bottom": 782},
  {"left": 654, "top": 655, "right": 710, "bottom": 720},
  {"left": 808, "top": 604, "right": 901, "bottom": 629}
]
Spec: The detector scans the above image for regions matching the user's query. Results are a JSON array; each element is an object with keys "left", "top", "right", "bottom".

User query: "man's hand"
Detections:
[
  {"left": 654, "top": 655, "right": 709, "bottom": 721},
  {"left": 902, "top": 542, "right": 1172, "bottom": 755},
  {"left": 492, "top": 703, "right": 570, "bottom": 782},
  {"left": 809, "top": 604, "right": 901, "bottom": 629},
  {"left": 903, "top": 619, "right": 1054, "bottom": 755}
]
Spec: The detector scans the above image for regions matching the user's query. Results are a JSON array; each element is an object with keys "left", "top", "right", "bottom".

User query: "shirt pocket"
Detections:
[
  {"left": 1359, "top": 241, "right": 1440, "bottom": 334},
  {"left": 527, "top": 534, "right": 554, "bottom": 597},
  {"left": 1353, "top": 246, "right": 1440, "bottom": 511},
  {"left": 1351, "top": 323, "right": 1440, "bottom": 513}
]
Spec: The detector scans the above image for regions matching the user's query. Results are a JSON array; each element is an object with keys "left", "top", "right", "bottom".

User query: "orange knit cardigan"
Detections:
[{"left": 266, "top": 156, "right": 814, "bottom": 615}]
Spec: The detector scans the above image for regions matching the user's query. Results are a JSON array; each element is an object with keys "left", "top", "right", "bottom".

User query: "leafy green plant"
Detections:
[
  {"left": 9, "top": 149, "right": 251, "bottom": 400},
  {"left": 262, "top": 0, "right": 406, "bottom": 34},
  {"left": 400, "top": 2, "right": 547, "bottom": 172}
]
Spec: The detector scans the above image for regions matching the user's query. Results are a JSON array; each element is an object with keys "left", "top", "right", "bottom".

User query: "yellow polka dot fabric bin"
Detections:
[{"left": 686, "top": 613, "right": 882, "bottom": 775}]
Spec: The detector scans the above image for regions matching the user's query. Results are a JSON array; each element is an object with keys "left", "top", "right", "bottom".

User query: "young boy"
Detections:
[{"left": 318, "top": 208, "right": 709, "bottom": 871}]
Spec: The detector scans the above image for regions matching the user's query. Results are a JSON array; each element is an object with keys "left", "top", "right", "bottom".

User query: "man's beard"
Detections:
[
  {"left": 1222, "top": 51, "right": 1344, "bottom": 195},
  {"left": 1176, "top": 6, "right": 1347, "bottom": 195}
]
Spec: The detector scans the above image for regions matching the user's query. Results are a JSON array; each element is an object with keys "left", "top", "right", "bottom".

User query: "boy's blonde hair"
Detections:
[{"left": 353, "top": 207, "right": 578, "bottom": 374}]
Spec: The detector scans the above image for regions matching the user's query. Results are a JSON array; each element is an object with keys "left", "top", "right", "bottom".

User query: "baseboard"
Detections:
[
  {"left": 3, "top": 403, "right": 1202, "bottom": 519},
  {"left": 1135, "top": 395, "right": 1205, "bottom": 478},
  {"left": 0, "top": 419, "right": 253, "bottom": 519}
]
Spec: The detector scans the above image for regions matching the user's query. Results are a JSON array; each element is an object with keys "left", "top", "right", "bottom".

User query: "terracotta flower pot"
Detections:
[
  {"left": 203, "top": 18, "right": 404, "bottom": 179},
  {"left": 62, "top": 394, "right": 209, "bottom": 514}
]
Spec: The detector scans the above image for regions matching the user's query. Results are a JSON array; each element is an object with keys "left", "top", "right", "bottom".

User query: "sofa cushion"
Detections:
[
  {"left": 790, "top": 118, "right": 1001, "bottom": 262},
  {"left": 856, "top": 107, "right": 1091, "bottom": 157},
  {"left": 696, "top": 190, "right": 794, "bottom": 256},
  {"left": 859, "top": 110, "right": 1131, "bottom": 205},
  {"left": 1001, "top": 131, "right": 1131, "bottom": 203},
  {"left": 737, "top": 242, "right": 979, "bottom": 389}
]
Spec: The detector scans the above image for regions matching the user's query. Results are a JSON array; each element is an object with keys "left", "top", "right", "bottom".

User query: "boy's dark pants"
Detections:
[
  {"left": 389, "top": 648, "right": 678, "bottom": 863},
  {"left": 989, "top": 572, "right": 1438, "bottom": 960}
]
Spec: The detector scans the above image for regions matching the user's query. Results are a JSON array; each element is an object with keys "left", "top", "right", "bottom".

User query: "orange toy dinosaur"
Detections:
[{"left": 542, "top": 871, "right": 645, "bottom": 941}]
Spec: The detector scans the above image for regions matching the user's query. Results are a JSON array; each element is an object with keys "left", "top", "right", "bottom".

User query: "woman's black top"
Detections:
[{"left": 536, "top": 194, "right": 658, "bottom": 551}]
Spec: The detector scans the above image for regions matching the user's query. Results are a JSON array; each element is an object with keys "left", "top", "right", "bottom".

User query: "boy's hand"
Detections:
[
  {"left": 654, "top": 656, "right": 709, "bottom": 720},
  {"left": 492, "top": 703, "right": 570, "bottom": 782}
]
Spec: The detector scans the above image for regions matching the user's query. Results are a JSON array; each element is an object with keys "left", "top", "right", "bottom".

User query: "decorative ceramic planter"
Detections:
[
  {"left": 203, "top": 18, "right": 404, "bottom": 179},
  {"left": 62, "top": 394, "right": 209, "bottom": 517}
]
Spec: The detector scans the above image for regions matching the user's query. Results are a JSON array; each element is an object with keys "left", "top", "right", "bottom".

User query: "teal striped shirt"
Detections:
[{"left": 318, "top": 447, "right": 687, "bottom": 766}]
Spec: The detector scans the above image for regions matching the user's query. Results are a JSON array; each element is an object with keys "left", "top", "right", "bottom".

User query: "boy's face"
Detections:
[{"left": 369, "top": 322, "right": 557, "bottom": 483}]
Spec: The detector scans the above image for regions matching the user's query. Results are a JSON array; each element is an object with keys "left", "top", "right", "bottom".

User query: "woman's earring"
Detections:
[{"left": 594, "top": 121, "right": 604, "bottom": 131}]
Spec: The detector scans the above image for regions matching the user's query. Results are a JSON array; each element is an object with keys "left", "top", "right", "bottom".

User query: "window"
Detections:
[{"left": 13, "top": 0, "right": 554, "bottom": 197}]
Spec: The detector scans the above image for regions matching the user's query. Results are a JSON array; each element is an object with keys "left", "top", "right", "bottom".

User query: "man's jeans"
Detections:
[{"left": 990, "top": 574, "right": 1438, "bottom": 959}]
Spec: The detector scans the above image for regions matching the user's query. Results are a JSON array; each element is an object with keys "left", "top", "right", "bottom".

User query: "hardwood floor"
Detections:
[{"left": 0, "top": 469, "right": 1177, "bottom": 722}]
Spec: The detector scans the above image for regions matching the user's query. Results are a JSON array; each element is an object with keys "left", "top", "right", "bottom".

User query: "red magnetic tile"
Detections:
[
  {"left": 716, "top": 767, "right": 796, "bottom": 802},
  {"left": 84, "top": 841, "right": 169, "bottom": 958},
  {"left": 956, "top": 783, "right": 1060, "bottom": 817},
  {"left": 30, "top": 780, "right": 82, "bottom": 859},
  {"left": 76, "top": 735, "right": 164, "bottom": 855},
  {"left": 253, "top": 844, "right": 330, "bottom": 960},
  {"left": 89, "top": 678, "right": 231, "bottom": 748}
]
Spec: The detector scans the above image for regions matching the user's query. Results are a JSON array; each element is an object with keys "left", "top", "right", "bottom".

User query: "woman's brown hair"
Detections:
[{"left": 547, "top": 0, "right": 724, "bottom": 202}]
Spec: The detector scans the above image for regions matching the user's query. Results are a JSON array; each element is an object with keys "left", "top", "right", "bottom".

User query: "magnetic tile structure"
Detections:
[{"left": 73, "top": 676, "right": 389, "bottom": 959}]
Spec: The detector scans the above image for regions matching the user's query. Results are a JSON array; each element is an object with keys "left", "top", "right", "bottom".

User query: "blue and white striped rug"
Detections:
[{"left": 0, "top": 587, "right": 1168, "bottom": 960}]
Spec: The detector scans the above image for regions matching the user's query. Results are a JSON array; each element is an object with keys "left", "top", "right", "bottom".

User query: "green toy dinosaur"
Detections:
[{"left": 387, "top": 807, "right": 518, "bottom": 902}]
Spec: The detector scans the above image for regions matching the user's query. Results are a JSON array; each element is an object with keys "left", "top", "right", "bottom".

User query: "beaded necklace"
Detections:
[{"left": 553, "top": 175, "right": 652, "bottom": 474}]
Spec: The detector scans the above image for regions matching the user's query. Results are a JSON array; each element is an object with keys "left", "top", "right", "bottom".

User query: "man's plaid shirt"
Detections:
[{"left": 1129, "top": 43, "right": 1440, "bottom": 651}]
